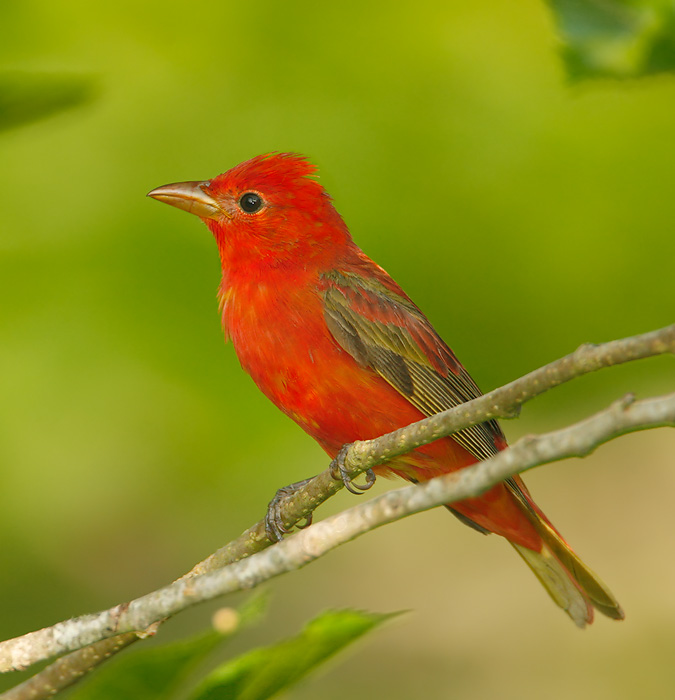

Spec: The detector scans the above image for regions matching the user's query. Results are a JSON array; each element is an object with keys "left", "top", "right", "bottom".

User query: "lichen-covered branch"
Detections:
[
  {"left": 1, "top": 391, "right": 673, "bottom": 683},
  {"left": 1, "top": 323, "right": 673, "bottom": 699},
  {"left": 191, "top": 323, "right": 675, "bottom": 573}
]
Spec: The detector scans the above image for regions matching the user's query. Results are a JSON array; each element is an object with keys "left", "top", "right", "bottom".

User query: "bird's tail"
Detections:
[{"left": 507, "top": 477, "right": 624, "bottom": 628}]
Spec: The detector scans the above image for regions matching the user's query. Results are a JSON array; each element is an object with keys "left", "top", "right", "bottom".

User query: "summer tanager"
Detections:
[{"left": 148, "top": 153, "right": 623, "bottom": 627}]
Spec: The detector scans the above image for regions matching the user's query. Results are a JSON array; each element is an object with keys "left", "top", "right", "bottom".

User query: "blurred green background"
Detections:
[{"left": 1, "top": 0, "right": 674, "bottom": 697}]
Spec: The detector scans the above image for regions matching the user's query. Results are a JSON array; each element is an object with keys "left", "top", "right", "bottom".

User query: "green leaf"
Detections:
[
  {"left": 67, "top": 631, "right": 223, "bottom": 700},
  {"left": 68, "top": 594, "right": 268, "bottom": 700},
  {"left": 548, "top": 0, "right": 675, "bottom": 80},
  {"left": 0, "top": 72, "right": 96, "bottom": 132},
  {"left": 188, "top": 609, "right": 399, "bottom": 700}
]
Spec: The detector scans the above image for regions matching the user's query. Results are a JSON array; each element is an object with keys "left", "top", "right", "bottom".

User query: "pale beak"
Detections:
[{"left": 147, "top": 180, "right": 224, "bottom": 220}]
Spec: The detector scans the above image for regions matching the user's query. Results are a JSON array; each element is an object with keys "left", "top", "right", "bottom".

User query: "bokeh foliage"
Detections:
[
  {"left": 550, "top": 0, "right": 675, "bottom": 79},
  {"left": 1, "top": 1, "right": 674, "bottom": 698},
  {"left": 0, "top": 72, "right": 95, "bottom": 132}
]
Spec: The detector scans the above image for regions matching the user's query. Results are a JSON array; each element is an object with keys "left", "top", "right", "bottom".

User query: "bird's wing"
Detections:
[{"left": 322, "top": 268, "right": 504, "bottom": 462}]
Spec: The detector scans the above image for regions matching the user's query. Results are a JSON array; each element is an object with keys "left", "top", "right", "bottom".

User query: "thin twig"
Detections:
[
  {"left": 1, "top": 392, "right": 673, "bottom": 679},
  {"left": 1, "top": 324, "right": 673, "bottom": 698},
  {"left": 192, "top": 322, "right": 675, "bottom": 573}
]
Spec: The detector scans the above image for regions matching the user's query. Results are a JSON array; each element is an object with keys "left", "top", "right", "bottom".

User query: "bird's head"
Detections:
[{"left": 148, "top": 153, "right": 351, "bottom": 270}]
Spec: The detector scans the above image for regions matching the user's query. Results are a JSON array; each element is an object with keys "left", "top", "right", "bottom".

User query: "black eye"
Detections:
[{"left": 239, "top": 192, "right": 263, "bottom": 213}]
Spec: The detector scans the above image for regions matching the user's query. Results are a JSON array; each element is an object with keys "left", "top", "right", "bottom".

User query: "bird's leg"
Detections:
[
  {"left": 265, "top": 478, "right": 315, "bottom": 542},
  {"left": 329, "top": 443, "right": 376, "bottom": 495}
]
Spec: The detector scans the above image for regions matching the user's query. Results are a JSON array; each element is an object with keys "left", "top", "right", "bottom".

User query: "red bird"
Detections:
[{"left": 149, "top": 153, "right": 623, "bottom": 627}]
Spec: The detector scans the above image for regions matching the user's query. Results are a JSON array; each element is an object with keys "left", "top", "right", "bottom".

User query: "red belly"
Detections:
[{"left": 226, "top": 284, "right": 541, "bottom": 550}]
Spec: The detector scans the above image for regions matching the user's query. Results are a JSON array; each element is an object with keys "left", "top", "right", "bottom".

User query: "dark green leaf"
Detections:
[
  {"left": 68, "top": 595, "right": 268, "bottom": 700},
  {"left": 66, "top": 630, "right": 223, "bottom": 700},
  {"left": 188, "top": 609, "right": 399, "bottom": 700},
  {"left": 0, "top": 72, "right": 96, "bottom": 132},
  {"left": 548, "top": 0, "right": 675, "bottom": 79}
]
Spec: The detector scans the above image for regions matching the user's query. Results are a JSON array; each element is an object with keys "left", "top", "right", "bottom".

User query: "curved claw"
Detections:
[
  {"left": 264, "top": 478, "right": 314, "bottom": 543},
  {"left": 329, "top": 443, "right": 376, "bottom": 495},
  {"left": 264, "top": 499, "right": 290, "bottom": 543},
  {"left": 296, "top": 513, "right": 313, "bottom": 529}
]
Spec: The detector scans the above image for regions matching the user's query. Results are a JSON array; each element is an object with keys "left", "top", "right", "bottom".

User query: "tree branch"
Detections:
[
  {"left": 1, "top": 323, "right": 672, "bottom": 698},
  {"left": 192, "top": 322, "right": 675, "bottom": 573},
  {"left": 1, "top": 392, "right": 674, "bottom": 681}
]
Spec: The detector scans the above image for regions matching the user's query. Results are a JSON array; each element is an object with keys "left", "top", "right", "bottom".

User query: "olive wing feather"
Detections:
[{"left": 322, "top": 270, "right": 504, "bottom": 462}]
